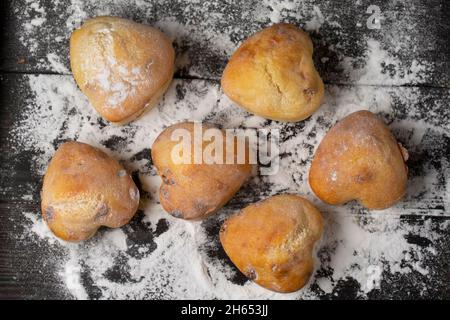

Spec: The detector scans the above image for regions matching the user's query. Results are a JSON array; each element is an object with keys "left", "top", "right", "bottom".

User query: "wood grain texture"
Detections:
[
  {"left": 1, "top": 73, "right": 449, "bottom": 299},
  {"left": 0, "top": 0, "right": 449, "bottom": 299},
  {"left": 0, "top": 0, "right": 449, "bottom": 86}
]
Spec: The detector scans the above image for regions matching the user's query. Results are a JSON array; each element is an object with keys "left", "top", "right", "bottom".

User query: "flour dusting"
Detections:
[
  {"left": 7, "top": 0, "right": 450, "bottom": 299},
  {"left": 15, "top": 0, "right": 439, "bottom": 85},
  {"left": 341, "top": 39, "right": 430, "bottom": 85},
  {"left": 12, "top": 72, "right": 449, "bottom": 299}
]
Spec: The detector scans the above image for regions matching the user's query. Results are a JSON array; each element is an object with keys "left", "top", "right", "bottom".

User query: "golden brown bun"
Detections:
[
  {"left": 220, "top": 194, "right": 324, "bottom": 293},
  {"left": 309, "top": 110, "right": 409, "bottom": 210},
  {"left": 151, "top": 122, "right": 253, "bottom": 220},
  {"left": 221, "top": 23, "right": 324, "bottom": 122},
  {"left": 41, "top": 141, "right": 140, "bottom": 242},
  {"left": 70, "top": 16, "right": 175, "bottom": 124}
]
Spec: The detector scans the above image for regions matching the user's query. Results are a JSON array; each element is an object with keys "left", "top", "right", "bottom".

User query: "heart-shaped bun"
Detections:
[
  {"left": 309, "top": 110, "right": 408, "bottom": 209},
  {"left": 152, "top": 122, "right": 253, "bottom": 220},
  {"left": 41, "top": 141, "right": 140, "bottom": 242},
  {"left": 220, "top": 194, "right": 324, "bottom": 293},
  {"left": 70, "top": 16, "right": 175, "bottom": 124},
  {"left": 221, "top": 23, "right": 324, "bottom": 122}
]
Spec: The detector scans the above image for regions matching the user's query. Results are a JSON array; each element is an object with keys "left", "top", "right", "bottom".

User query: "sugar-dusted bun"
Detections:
[
  {"left": 41, "top": 141, "right": 140, "bottom": 242},
  {"left": 221, "top": 23, "right": 324, "bottom": 122},
  {"left": 70, "top": 16, "right": 175, "bottom": 124}
]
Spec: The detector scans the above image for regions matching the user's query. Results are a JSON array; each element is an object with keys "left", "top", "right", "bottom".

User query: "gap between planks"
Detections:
[
  {"left": 1, "top": 200, "right": 448, "bottom": 218},
  {"left": 0, "top": 70, "right": 449, "bottom": 90}
]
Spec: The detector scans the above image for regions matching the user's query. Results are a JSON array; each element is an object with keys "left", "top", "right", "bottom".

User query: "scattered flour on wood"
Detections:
[
  {"left": 16, "top": 0, "right": 435, "bottom": 86},
  {"left": 10, "top": 0, "right": 449, "bottom": 299},
  {"left": 13, "top": 72, "right": 448, "bottom": 299},
  {"left": 340, "top": 39, "right": 430, "bottom": 85}
]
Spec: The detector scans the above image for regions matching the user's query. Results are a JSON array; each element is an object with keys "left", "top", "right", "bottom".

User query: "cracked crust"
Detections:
[
  {"left": 70, "top": 16, "right": 175, "bottom": 124},
  {"left": 221, "top": 23, "right": 324, "bottom": 122}
]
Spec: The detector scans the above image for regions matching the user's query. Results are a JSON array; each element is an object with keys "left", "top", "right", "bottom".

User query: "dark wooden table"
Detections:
[{"left": 0, "top": 0, "right": 449, "bottom": 299}]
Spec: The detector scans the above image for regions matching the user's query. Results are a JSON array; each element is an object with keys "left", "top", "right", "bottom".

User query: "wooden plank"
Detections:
[
  {"left": 1, "top": 0, "right": 449, "bottom": 302},
  {"left": 0, "top": 204, "right": 71, "bottom": 300},
  {"left": 0, "top": 73, "right": 449, "bottom": 298},
  {"left": 0, "top": 0, "right": 449, "bottom": 86},
  {"left": 1, "top": 201, "right": 449, "bottom": 299},
  {"left": 1, "top": 73, "right": 448, "bottom": 215}
]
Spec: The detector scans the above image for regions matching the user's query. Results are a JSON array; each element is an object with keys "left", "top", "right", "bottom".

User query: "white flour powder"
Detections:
[
  {"left": 13, "top": 74, "right": 448, "bottom": 299},
  {"left": 9, "top": 0, "right": 449, "bottom": 299}
]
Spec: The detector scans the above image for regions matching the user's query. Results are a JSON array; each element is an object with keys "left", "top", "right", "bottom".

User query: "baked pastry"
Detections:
[
  {"left": 41, "top": 141, "right": 140, "bottom": 242},
  {"left": 151, "top": 122, "right": 253, "bottom": 220},
  {"left": 309, "top": 110, "right": 409, "bottom": 209},
  {"left": 70, "top": 16, "right": 175, "bottom": 124},
  {"left": 221, "top": 23, "right": 324, "bottom": 122},
  {"left": 220, "top": 194, "right": 324, "bottom": 293}
]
